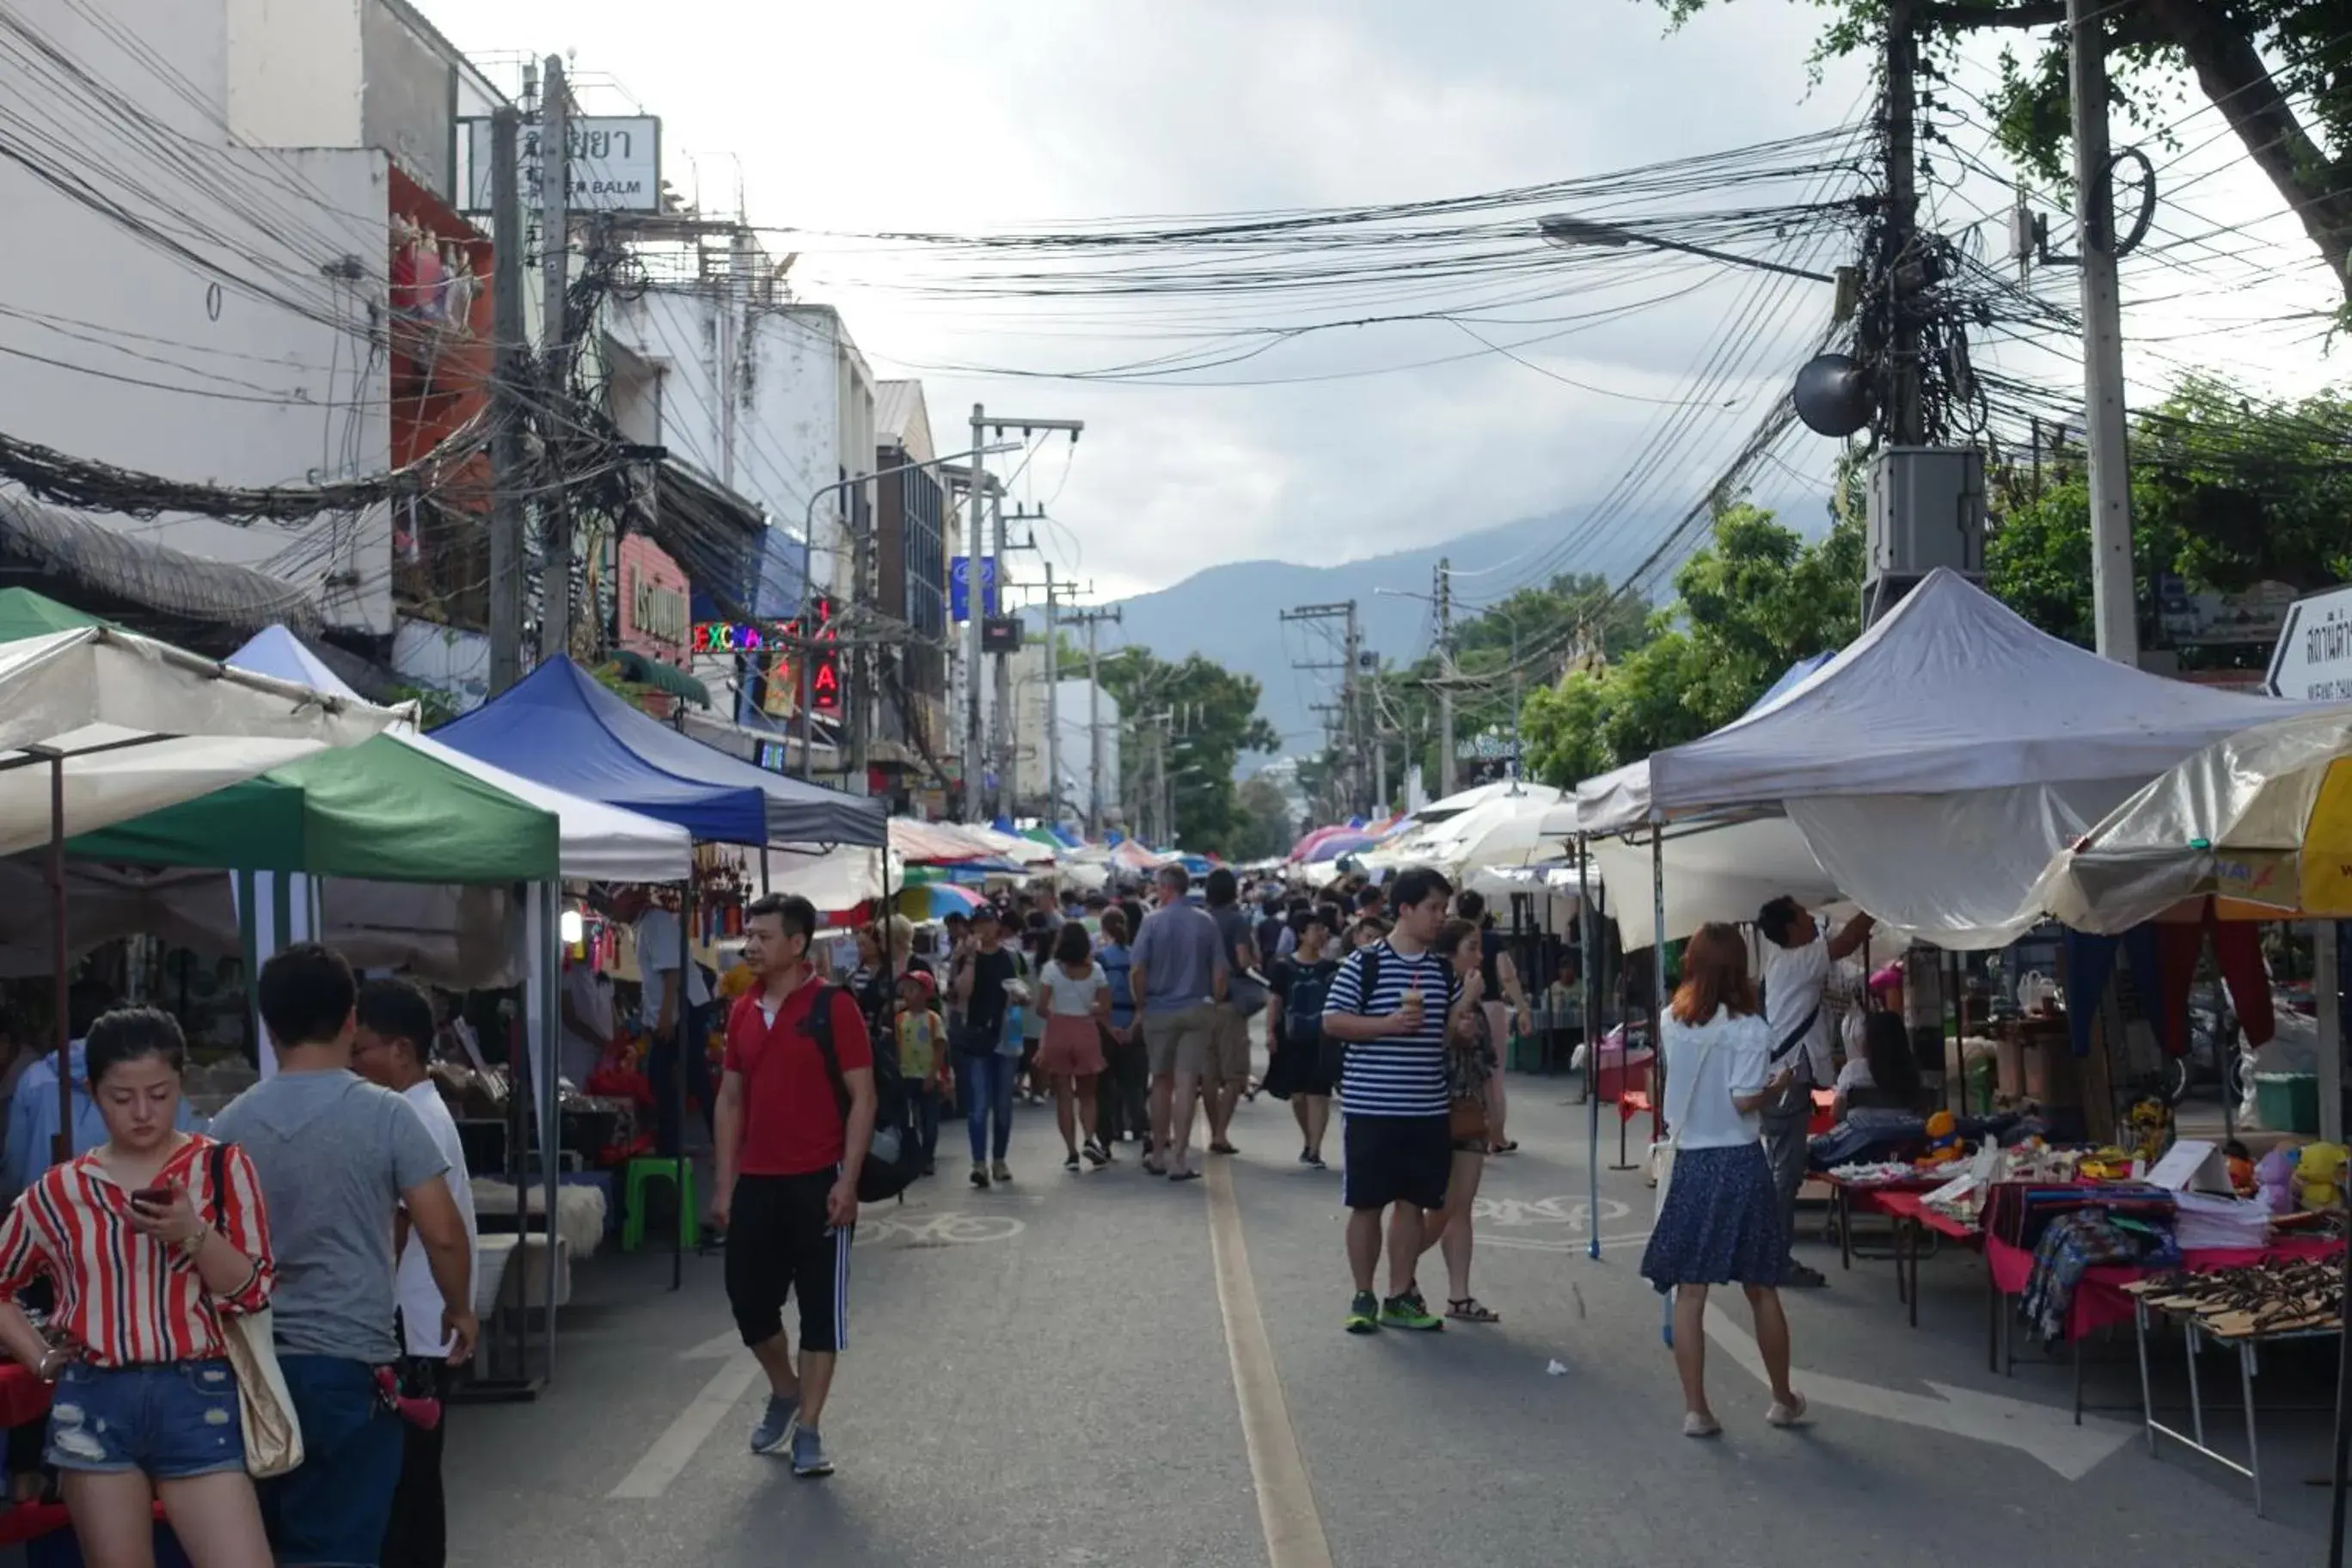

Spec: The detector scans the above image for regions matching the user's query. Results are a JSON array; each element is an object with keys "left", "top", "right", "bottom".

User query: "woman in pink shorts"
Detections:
[{"left": 1036, "top": 922, "right": 1112, "bottom": 1173}]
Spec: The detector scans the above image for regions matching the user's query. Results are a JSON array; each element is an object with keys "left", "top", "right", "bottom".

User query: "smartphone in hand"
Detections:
[{"left": 130, "top": 1186, "right": 172, "bottom": 1207}]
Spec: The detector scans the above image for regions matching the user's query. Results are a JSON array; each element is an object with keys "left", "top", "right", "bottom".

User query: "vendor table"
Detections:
[
  {"left": 2130, "top": 1292, "right": 2337, "bottom": 1517},
  {"left": 1872, "top": 1189, "right": 1983, "bottom": 1330},
  {"left": 1822, "top": 1173, "right": 1943, "bottom": 1274}
]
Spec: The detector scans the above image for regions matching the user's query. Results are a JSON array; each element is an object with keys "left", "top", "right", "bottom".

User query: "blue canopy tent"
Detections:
[
  {"left": 432, "top": 655, "right": 885, "bottom": 1293},
  {"left": 431, "top": 656, "right": 886, "bottom": 848}
]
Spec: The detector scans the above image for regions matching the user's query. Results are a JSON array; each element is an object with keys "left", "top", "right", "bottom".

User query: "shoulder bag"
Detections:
[{"left": 206, "top": 1141, "right": 303, "bottom": 1479}]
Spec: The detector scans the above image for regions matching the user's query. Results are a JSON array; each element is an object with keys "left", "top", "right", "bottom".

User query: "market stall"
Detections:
[{"left": 431, "top": 654, "right": 888, "bottom": 1290}]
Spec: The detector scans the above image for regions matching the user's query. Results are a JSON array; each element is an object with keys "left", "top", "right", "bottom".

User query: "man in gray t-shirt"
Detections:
[
  {"left": 211, "top": 944, "right": 478, "bottom": 1568},
  {"left": 1129, "top": 866, "right": 1228, "bottom": 1181}
]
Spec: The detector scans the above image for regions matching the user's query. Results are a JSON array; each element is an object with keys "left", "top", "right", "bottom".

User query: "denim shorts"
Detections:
[{"left": 45, "top": 1359, "right": 245, "bottom": 1479}]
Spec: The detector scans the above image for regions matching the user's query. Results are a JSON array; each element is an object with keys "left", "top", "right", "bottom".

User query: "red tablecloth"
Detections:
[
  {"left": 0, "top": 1363, "right": 49, "bottom": 1430},
  {"left": 1983, "top": 1233, "right": 2340, "bottom": 1341},
  {"left": 1873, "top": 1188, "right": 1983, "bottom": 1243}
]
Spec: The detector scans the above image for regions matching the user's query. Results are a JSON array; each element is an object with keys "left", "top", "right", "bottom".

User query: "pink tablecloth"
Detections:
[{"left": 1983, "top": 1233, "right": 2339, "bottom": 1342}]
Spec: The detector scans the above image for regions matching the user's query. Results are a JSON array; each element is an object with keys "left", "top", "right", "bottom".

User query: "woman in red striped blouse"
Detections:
[{"left": 0, "top": 1008, "right": 274, "bottom": 1568}]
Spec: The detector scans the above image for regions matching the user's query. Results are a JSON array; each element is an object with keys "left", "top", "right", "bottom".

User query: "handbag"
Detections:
[{"left": 207, "top": 1142, "right": 304, "bottom": 1479}]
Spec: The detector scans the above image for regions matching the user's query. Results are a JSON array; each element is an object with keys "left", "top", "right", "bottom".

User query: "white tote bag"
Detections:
[{"left": 209, "top": 1144, "right": 304, "bottom": 1479}]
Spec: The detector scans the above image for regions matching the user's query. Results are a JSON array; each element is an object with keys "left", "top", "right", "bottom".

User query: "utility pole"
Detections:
[
  {"left": 1342, "top": 603, "right": 1363, "bottom": 815},
  {"left": 487, "top": 107, "right": 526, "bottom": 695},
  {"left": 962, "top": 407, "right": 1084, "bottom": 822},
  {"left": 961, "top": 421, "right": 986, "bottom": 824},
  {"left": 991, "top": 490, "right": 1012, "bottom": 817},
  {"left": 1280, "top": 600, "right": 1362, "bottom": 812},
  {"left": 535, "top": 55, "right": 572, "bottom": 663},
  {"left": 1435, "top": 558, "right": 1457, "bottom": 798},
  {"left": 1063, "top": 603, "right": 1121, "bottom": 837},
  {"left": 1884, "top": 0, "right": 1924, "bottom": 446},
  {"left": 1042, "top": 562, "right": 1060, "bottom": 826},
  {"left": 2069, "top": 0, "right": 2138, "bottom": 665}
]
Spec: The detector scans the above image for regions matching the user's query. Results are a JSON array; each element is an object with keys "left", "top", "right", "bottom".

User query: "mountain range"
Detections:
[{"left": 1094, "top": 506, "right": 1667, "bottom": 758}]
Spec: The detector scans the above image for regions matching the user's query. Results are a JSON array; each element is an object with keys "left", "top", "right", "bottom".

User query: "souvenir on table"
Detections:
[
  {"left": 1918, "top": 1110, "right": 1963, "bottom": 1167},
  {"left": 2254, "top": 1145, "right": 2300, "bottom": 1215},
  {"left": 2296, "top": 1142, "right": 2348, "bottom": 1210},
  {"left": 2125, "top": 1095, "right": 2172, "bottom": 1168}
]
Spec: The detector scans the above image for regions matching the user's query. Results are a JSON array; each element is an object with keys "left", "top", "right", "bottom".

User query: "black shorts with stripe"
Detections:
[
  {"left": 1341, "top": 1113, "right": 1451, "bottom": 1213},
  {"left": 725, "top": 1167, "right": 854, "bottom": 1354}
]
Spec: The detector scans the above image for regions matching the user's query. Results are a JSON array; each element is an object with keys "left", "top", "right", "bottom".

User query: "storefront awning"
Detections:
[{"left": 609, "top": 648, "right": 711, "bottom": 707}]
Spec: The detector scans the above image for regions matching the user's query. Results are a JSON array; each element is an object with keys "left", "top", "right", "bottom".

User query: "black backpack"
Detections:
[
  {"left": 1256, "top": 914, "right": 1288, "bottom": 970},
  {"left": 803, "top": 984, "right": 919, "bottom": 1204}
]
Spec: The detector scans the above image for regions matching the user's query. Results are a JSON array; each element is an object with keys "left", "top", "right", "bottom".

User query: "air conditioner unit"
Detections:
[{"left": 1867, "top": 447, "right": 1986, "bottom": 579}]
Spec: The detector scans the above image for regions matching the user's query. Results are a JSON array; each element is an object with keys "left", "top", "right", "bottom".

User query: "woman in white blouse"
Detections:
[{"left": 1639, "top": 923, "right": 1807, "bottom": 1437}]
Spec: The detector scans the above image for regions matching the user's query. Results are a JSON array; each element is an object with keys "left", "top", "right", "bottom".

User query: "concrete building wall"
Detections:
[
  {"left": 225, "top": 0, "right": 364, "bottom": 149},
  {"left": 0, "top": 0, "right": 393, "bottom": 632}
]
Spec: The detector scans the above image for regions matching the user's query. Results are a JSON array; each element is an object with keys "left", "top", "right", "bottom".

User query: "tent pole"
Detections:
[
  {"left": 1580, "top": 839, "right": 1599, "bottom": 1261},
  {"left": 2329, "top": 1222, "right": 2352, "bottom": 1566},
  {"left": 1651, "top": 820, "right": 1667, "bottom": 1150},
  {"left": 542, "top": 880, "right": 563, "bottom": 1383},
  {"left": 760, "top": 844, "right": 771, "bottom": 897},
  {"left": 674, "top": 877, "right": 692, "bottom": 1294},
  {"left": 48, "top": 751, "right": 69, "bottom": 1163}
]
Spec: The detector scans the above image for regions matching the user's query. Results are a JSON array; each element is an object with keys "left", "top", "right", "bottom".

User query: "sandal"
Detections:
[
  {"left": 1489, "top": 1140, "right": 1519, "bottom": 1155},
  {"left": 1445, "top": 1297, "right": 1501, "bottom": 1324}
]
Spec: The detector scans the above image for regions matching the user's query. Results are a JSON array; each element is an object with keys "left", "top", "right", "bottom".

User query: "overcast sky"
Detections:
[{"left": 429, "top": 1, "right": 2341, "bottom": 603}]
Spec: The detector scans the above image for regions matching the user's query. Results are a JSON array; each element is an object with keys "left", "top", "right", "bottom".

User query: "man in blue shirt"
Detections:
[{"left": 1128, "top": 867, "right": 1228, "bottom": 1182}]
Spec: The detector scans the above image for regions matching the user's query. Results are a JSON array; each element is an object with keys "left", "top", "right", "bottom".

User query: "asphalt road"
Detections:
[{"left": 444, "top": 1074, "right": 2342, "bottom": 1567}]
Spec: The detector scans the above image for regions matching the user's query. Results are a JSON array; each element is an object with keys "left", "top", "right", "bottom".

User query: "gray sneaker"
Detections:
[
  {"left": 790, "top": 1425, "right": 834, "bottom": 1478},
  {"left": 750, "top": 1393, "right": 799, "bottom": 1455}
]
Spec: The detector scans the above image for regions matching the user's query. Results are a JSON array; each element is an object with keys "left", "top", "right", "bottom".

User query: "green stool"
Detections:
[{"left": 622, "top": 1156, "right": 700, "bottom": 1253}]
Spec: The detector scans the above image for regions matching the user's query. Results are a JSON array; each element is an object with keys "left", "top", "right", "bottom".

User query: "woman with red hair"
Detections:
[{"left": 1639, "top": 922, "right": 1807, "bottom": 1437}]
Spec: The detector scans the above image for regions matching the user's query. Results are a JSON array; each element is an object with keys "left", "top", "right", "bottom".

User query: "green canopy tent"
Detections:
[
  {"left": 72, "top": 732, "right": 559, "bottom": 883},
  {"left": 0, "top": 589, "right": 113, "bottom": 643}
]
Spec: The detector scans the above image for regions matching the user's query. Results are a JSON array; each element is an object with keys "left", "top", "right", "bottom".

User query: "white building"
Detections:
[
  {"left": 0, "top": 0, "right": 505, "bottom": 644},
  {"left": 1008, "top": 644, "right": 1121, "bottom": 826}
]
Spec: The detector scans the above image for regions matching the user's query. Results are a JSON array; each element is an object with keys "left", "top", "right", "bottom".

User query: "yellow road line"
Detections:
[{"left": 1205, "top": 1159, "right": 1336, "bottom": 1568}]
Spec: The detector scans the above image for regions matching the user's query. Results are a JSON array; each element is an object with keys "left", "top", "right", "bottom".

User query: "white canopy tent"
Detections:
[
  {"left": 1363, "top": 783, "right": 1563, "bottom": 880},
  {"left": 764, "top": 843, "right": 903, "bottom": 912},
  {"left": 0, "top": 626, "right": 401, "bottom": 853},
  {"left": 1574, "top": 570, "right": 2320, "bottom": 947},
  {"left": 2033, "top": 707, "right": 2352, "bottom": 934},
  {"left": 1585, "top": 816, "right": 1839, "bottom": 952}
]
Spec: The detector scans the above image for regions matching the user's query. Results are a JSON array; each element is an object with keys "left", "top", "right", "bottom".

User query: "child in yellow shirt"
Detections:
[{"left": 895, "top": 971, "right": 952, "bottom": 1175}]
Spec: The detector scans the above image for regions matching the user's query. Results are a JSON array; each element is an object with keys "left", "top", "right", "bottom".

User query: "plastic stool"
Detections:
[{"left": 622, "top": 1157, "right": 699, "bottom": 1253}]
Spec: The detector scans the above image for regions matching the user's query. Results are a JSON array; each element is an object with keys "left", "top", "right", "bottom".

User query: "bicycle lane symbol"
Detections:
[
  {"left": 1469, "top": 1194, "right": 1646, "bottom": 1253},
  {"left": 851, "top": 1211, "right": 1026, "bottom": 1249}
]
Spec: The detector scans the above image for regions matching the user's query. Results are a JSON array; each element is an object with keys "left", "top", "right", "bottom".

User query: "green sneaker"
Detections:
[
  {"left": 1380, "top": 1292, "right": 1443, "bottom": 1331},
  {"left": 1344, "top": 1289, "right": 1381, "bottom": 1334}
]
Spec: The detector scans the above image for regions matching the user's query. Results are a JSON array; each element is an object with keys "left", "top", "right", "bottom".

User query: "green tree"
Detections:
[
  {"left": 1095, "top": 646, "right": 1281, "bottom": 853},
  {"left": 1657, "top": 0, "right": 2352, "bottom": 298},
  {"left": 1988, "top": 375, "right": 2352, "bottom": 648},
  {"left": 1228, "top": 775, "right": 1298, "bottom": 862},
  {"left": 1363, "top": 572, "right": 1656, "bottom": 801},
  {"left": 1521, "top": 498, "right": 1862, "bottom": 786}
]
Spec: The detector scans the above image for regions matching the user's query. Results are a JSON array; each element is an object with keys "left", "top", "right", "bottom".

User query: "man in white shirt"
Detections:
[
  {"left": 1755, "top": 896, "right": 1874, "bottom": 1288},
  {"left": 352, "top": 977, "right": 480, "bottom": 1568},
  {"left": 559, "top": 952, "right": 617, "bottom": 1088},
  {"left": 619, "top": 889, "right": 714, "bottom": 1155}
]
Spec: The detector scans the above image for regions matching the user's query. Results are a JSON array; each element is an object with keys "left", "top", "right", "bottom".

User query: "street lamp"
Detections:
[
  {"left": 1536, "top": 213, "right": 1836, "bottom": 285},
  {"left": 793, "top": 440, "right": 1021, "bottom": 780}
]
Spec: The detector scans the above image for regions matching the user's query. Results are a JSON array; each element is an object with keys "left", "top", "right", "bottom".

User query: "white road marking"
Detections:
[
  {"left": 679, "top": 1329, "right": 741, "bottom": 1361},
  {"left": 606, "top": 1356, "right": 763, "bottom": 1499},
  {"left": 1700, "top": 1308, "right": 2135, "bottom": 1479},
  {"left": 1205, "top": 1158, "right": 1336, "bottom": 1568}
]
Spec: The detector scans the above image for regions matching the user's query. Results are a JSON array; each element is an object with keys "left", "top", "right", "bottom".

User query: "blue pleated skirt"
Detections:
[{"left": 1640, "top": 1141, "right": 1787, "bottom": 1293}]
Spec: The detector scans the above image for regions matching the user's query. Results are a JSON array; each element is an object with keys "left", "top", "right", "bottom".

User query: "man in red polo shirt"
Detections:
[{"left": 712, "top": 892, "right": 876, "bottom": 1479}]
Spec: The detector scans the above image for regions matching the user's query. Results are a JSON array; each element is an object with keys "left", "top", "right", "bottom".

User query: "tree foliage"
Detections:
[
  {"left": 1093, "top": 646, "right": 1281, "bottom": 854},
  {"left": 1228, "top": 775, "right": 1298, "bottom": 863},
  {"left": 1988, "top": 374, "right": 2352, "bottom": 649},
  {"left": 1658, "top": 0, "right": 2352, "bottom": 297},
  {"left": 1345, "top": 573, "right": 1651, "bottom": 814},
  {"left": 1521, "top": 499, "right": 1863, "bottom": 787}
]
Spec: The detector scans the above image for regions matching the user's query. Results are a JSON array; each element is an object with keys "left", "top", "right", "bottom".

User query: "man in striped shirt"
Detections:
[{"left": 1321, "top": 867, "right": 1460, "bottom": 1334}]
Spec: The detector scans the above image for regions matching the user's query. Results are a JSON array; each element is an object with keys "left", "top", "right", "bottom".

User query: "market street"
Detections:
[{"left": 443, "top": 1079, "right": 2332, "bottom": 1568}]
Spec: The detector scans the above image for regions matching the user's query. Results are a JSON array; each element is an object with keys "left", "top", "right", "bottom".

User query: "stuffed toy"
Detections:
[
  {"left": 2223, "top": 1139, "right": 2257, "bottom": 1197},
  {"left": 1920, "top": 1109, "right": 1963, "bottom": 1167},
  {"left": 2297, "top": 1142, "right": 2348, "bottom": 1210},
  {"left": 2125, "top": 1095, "right": 2172, "bottom": 1168},
  {"left": 2255, "top": 1145, "right": 2300, "bottom": 1215}
]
